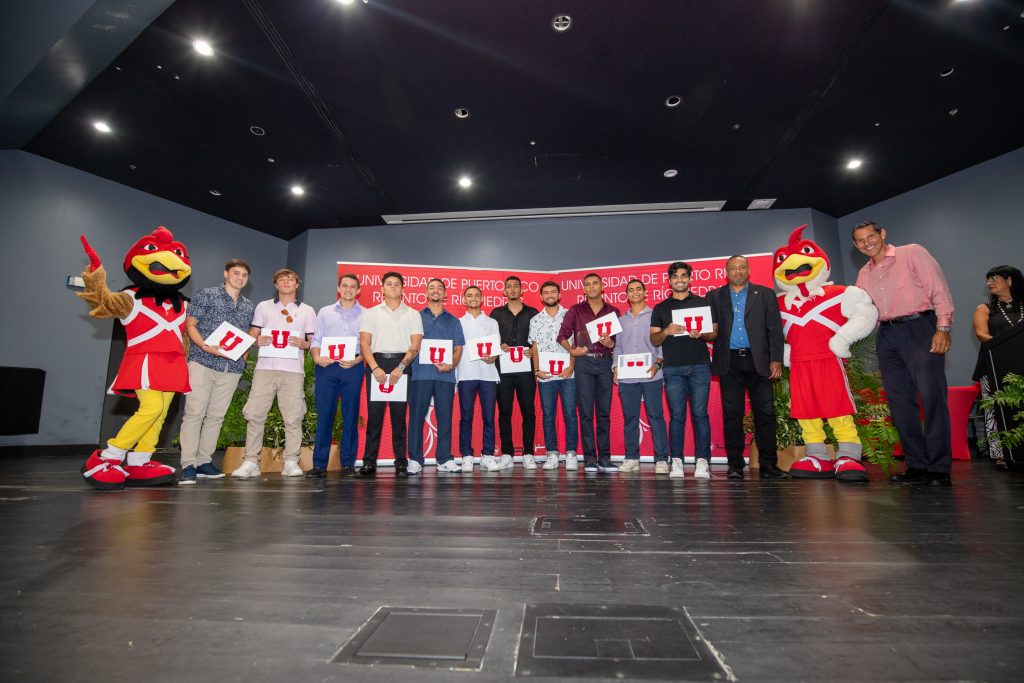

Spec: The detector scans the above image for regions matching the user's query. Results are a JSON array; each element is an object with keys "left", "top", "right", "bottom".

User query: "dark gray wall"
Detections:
[
  {"left": 290, "top": 209, "right": 835, "bottom": 311},
  {"left": 838, "top": 146, "right": 1024, "bottom": 385},
  {"left": 0, "top": 151, "right": 287, "bottom": 446}
]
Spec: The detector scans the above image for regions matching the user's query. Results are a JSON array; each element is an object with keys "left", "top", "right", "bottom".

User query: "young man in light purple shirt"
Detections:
[
  {"left": 307, "top": 273, "right": 365, "bottom": 478},
  {"left": 613, "top": 279, "right": 668, "bottom": 473}
]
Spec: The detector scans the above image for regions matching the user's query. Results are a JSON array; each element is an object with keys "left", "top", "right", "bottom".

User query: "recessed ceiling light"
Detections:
[
  {"left": 250, "top": 125, "right": 266, "bottom": 136},
  {"left": 267, "top": 157, "right": 275, "bottom": 163},
  {"left": 552, "top": 15, "right": 571, "bottom": 32},
  {"left": 874, "top": 122, "right": 881, "bottom": 127},
  {"left": 115, "top": 66, "right": 122, "bottom": 71},
  {"left": 209, "top": 189, "right": 222, "bottom": 196},
  {"left": 747, "top": 198, "right": 776, "bottom": 210},
  {"left": 665, "top": 95, "right": 682, "bottom": 108},
  {"left": 846, "top": 158, "right": 863, "bottom": 170},
  {"left": 192, "top": 40, "right": 214, "bottom": 57},
  {"left": 174, "top": 75, "right": 180, "bottom": 80},
  {"left": 663, "top": 169, "right": 678, "bottom": 178},
  {"left": 336, "top": 0, "right": 356, "bottom": 4},
  {"left": 732, "top": 123, "right": 741, "bottom": 130},
  {"left": 940, "top": 67, "right": 955, "bottom": 77},
  {"left": 454, "top": 108, "right": 470, "bottom": 119},
  {"left": 529, "top": 140, "right": 536, "bottom": 146},
  {"left": 290, "top": 185, "right": 305, "bottom": 196},
  {"left": 93, "top": 121, "right": 112, "bottom": 133},
  {"left": 156, "top": 65, "right": 163, "bottom": 69},
  {"left": 458, "top": 176, "right": 472, "bottom": 188},
  {"left": 949, "top": 108, "right": 959, "bottom": 116}
]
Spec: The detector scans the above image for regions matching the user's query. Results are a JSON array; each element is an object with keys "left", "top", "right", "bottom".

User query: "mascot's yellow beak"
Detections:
[
  {"left": 131, "top": 252, "right": 192, "bottom": 286},
  {"left": 774, "top": 254, "right": 826, "bottom": 287}
]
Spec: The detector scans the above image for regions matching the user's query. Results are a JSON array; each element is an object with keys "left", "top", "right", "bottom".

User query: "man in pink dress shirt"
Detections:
[{"left": 853, "top": 221, "right": 955, "bottom": 486}]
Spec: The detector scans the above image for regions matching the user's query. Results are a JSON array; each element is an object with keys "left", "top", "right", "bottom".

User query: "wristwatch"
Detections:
[{"left": 937, "top": 326, "right": 951, "bottom": 333}]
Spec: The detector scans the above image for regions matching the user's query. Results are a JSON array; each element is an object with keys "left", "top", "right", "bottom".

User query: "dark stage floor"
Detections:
[{"left": 1, "top": 451, "right": 1022, "bottom": 682}]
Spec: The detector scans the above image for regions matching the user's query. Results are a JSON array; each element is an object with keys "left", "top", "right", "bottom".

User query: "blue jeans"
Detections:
[
  {"left": 537, "top": 379, "right": 579, "bottom": 453},
  {"left": 618, "top": 379, "right": 669, "bottom": 461},
  {"left": 408, "top": 379, "right": 456, "bottom": 465},
  {"left": 313, "top": 362, "right": 364, "bottom": 468},
  {"left": 662, "top": 363, "right": 712, "bottom": 462},
  {"left": 457, "top": 380, "right": 497, "bottom": 457},
  {"left": 575, "top": 356, "right": 614, "bottom": 459}
]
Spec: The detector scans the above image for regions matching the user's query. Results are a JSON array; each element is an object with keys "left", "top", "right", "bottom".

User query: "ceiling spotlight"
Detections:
[
  {"left": 732, "top": 123, "right": 741, "bottom": 130},
  {"left": 663, "top": 169, "right": 678, "bottom": 178},
  {"left": 93, "top": 121, "right": 112, "bottom": 134},
  {"left": 454, "top": 108, "right": 470, "bottom": 119},
  {"left": 336, "top": 0, "right": 356, "bottom": 4},
  {"left": 665, "top": 95, "right": 683, "bottom": 108},
  {"left": 529, "top": 140, "right": 536, "bottom": 146},
  {"left": 874, "top": 122, "right": 881, "bottom": 127},
  {"left": 458, "top": 176, "right": 472, "bottom": 188},
  {"left": 940, "top": 67, "right": 955, "bottom": 77},
  {"left": 209, "top": 189, "right": 222, "bottom": 196},
  {"left": 552, "top": 15, "right": 571, "bottom": 32},
  {"left": 250, "top": 125, "right": 266, "bottom": 136},
  {"left": 949, "top": 108, "right": 959, "bottom": 116},
  {"left": 193, "top": 40, "right": 214, "bottom": 57},
  {"left": 267, "top": 157, "right": 275, "bottom": 163},
  {"left": 290, "top": 185, "right": 305, "bottom": 196},
  {"left": 846, "top": 158, "right": 863, "bottom": 170}
]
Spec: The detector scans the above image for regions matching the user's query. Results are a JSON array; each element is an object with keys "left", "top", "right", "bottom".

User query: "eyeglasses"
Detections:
[{"left": 280, "top": 309, "right": 294, "bottom": 323}]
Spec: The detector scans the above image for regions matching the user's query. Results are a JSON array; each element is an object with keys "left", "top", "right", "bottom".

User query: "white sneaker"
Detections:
[
  {"left": 407, "top": 460, "right": 423, "bottom": 475},
  {"left": 497, "top": 454, "right": 514, "bottom": 470},
  {"left": 669, "top": 457, "right": 685, "bottom": 479},
  {"left": 462, "top": 455, "right": 474, "bottom": 472},
  {"left": 231, "top": 461, "right": 261, "bottom": 479},
  {"left": 481, "top": 455, "right": 501, "bottom": 472},
  {"left": 618, "top": 459, "right": 640, "bottom": 472},
  {"left": 281, "top": 460, "right": 303, "bottom": 477},
  {"left": 694, "top": 459, "right": 712, "bottom": 480},
  {"left": 655, "top": 460, "right": 670, "bottom": 474},
  {"left": 437, "top": 460, "right": 461, "bottom": 472},
  {"left": 565, "top": 451, "right": 578, "bottom": 470},
  {"left": 543, "top": 453, "right": 560, "bottom": 470},
  {"left": 523, "top": 455, "right": 538, "bottom": 470}
]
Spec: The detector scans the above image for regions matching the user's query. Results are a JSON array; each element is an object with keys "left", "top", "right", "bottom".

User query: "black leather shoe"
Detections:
[
  {"left": 928, "top": 471, "right": 953, "bottom": 487},
  {"left": 358, "top": 464, "right": 377, "bottom": 477},
  {"left": 889, "top": 467, "right": 929, "bottom": 484},
  {"left": 304, "top": 466, "right": 326, "bottom": 479},
  {"left": 339, "top": 466, "right": 357, "bottom": 477},
  {"left": 394, "top": 463, "right": 408, "bottom": 477},
  {"left": 759, "top": 464, "right": 790, "bottom": 479},
  {"left": 727, "top": 466, "right": 744, "bottom": 480}
]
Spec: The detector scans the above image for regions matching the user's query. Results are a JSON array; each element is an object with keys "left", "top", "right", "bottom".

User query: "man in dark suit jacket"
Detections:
[{"left": 707, "top": 255, "right": 788, "bottom": 479}]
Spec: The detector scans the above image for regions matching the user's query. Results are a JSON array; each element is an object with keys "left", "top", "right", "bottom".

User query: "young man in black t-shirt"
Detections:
[{"left": 650, "top": 261, "right": 718, "bottom": 479}]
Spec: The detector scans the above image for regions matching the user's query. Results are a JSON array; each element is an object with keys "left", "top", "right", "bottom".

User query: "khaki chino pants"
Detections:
[
  {"left": 179, "top": 361, "right": 243, "bottom": 468},
  {"left": 242, "top": 369, "right": 307, "bottom": 463}
]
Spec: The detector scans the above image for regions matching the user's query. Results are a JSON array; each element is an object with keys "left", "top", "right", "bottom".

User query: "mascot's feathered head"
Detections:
[
  {"left": 122, "top": 226, "right": 192, "bottom": 312},
  {"left": 773, "top": 224, "right": 831, "bottom": 300}
]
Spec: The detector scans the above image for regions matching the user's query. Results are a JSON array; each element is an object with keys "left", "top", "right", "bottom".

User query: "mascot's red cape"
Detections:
[
  {"left": 75, "top": 227, "right": 191, "bottom": 491},
  {"left": 773, "top": 225, "right": 878, "bottom": 482}
]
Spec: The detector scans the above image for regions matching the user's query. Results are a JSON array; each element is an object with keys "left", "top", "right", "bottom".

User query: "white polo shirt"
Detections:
[
  {"left": 359, "top": 300, "right": 424, "bottom": 353},
  {"left": 456, "top": 311, "right": 500, "bottom": 383}
]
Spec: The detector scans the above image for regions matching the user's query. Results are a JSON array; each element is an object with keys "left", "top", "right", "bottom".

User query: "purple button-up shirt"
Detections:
[
  {"left": 311, "top": 300, "right": 365, "bottom": 353},
  {"left": 557, "top": 299, "right": 621, "bottom": 356},
  {"left": 613, "top": 306, "right": 663, "bottom": 384}
]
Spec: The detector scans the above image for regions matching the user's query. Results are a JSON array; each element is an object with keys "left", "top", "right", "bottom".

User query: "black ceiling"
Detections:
[{"left": 10, "top": 0, "right": 1024, "bottom": 239}]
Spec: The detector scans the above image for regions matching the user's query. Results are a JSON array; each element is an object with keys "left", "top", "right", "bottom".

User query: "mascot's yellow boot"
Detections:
[{"left": 76, "top": 227, "right": 191, "bottom": 490}]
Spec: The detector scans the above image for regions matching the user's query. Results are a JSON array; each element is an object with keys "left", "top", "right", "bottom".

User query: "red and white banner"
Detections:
[{"left": 337, "top": 255, "right": 773, "bottom": 463}]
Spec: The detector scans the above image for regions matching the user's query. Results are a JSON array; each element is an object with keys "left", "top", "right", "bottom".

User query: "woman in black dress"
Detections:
[{"left": 972, "top": 265, "right": 1024, "bottom": 469}]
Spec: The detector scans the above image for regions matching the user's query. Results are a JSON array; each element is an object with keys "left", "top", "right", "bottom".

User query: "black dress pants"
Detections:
[
  {"left": 497, "top": 371, "right": 536, "bottom": 456},
  {"left": 720, "top": 351, "right": 777, "bottom": 469},
  {"left": 362, "top": 354, "right": 409, "bottom": 466}
]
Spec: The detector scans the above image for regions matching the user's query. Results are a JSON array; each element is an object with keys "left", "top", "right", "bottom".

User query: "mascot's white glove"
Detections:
[
  {"left": 783, "top": 343, "right": 791, "bottom": 367},
  {"left": 831, "top": 286, "right": 879, "bottom": 358}
]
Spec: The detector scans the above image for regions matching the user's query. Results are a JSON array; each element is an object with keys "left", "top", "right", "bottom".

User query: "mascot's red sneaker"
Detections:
[
  {"left": 123, "top": 452, "right": 176, "bottom": 487},
  {"left": 833, "top": 456, "right": 869, "bottom": 483},
  {"left": 81, "top": 450, "right": 129, "bottom": 491},
  {"left": 788, "top": 455, "right": 834, "bottom": 479}
]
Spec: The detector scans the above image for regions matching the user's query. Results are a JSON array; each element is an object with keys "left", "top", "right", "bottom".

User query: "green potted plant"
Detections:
[{"left": 978, "top": 372, "right": 1024, "bottom": 456}]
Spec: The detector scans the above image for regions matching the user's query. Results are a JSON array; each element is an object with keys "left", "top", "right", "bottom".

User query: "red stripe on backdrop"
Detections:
[{"left": 337, "top": 255, "right": 773, "bottom": 463}]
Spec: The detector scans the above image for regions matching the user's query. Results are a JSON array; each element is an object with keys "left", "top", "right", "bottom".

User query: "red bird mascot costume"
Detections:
[
  {"left": 773, "top": 225, "right": 878, "bottom": 482},
  {"left": 76, "top": 227, "right": 192, "bottom": 491}
]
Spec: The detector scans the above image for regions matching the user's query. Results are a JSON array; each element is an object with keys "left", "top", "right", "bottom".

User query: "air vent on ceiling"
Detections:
[{"left": 382, "top": 201, "right": 726, "bottom": 224}]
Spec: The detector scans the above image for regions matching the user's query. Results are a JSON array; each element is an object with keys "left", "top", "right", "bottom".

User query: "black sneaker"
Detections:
[
  {"left": 339, "top": 466, "right": 357, "bottom": 477},
  {"left": 305, "top": 466, "right": 326, "bottom": 479},
  {"left": 583, "top": 457, "right": 599, "bottom": 472},
  {"left": 727, "top": 466, "right": 744, "bottom": 480},
  {"left": 758, "top": 464, "right": 790, "bottom": 479},
  {"left": 597, "top": 456, "right": 619, "bottom": 473},
  {"left": 358, "top": 464, "right": 377, "bottom": 477},
  {"left": 928, "top": 471, "right": 953, "bottom": 487}
]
